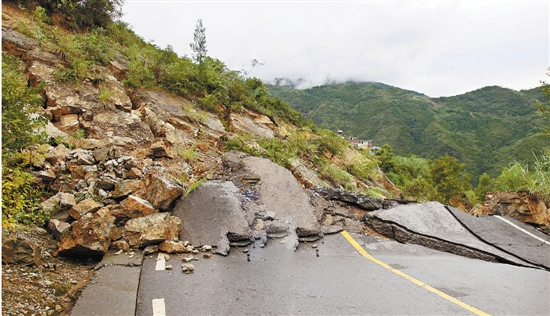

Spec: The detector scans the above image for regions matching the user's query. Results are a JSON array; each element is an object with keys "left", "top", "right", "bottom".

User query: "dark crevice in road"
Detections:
[
  {"left": 444, "top": 206, "right": 550, "bottom": 271},
  {"left": 363, "top": 216, "right": 543, "bottom": 270}
]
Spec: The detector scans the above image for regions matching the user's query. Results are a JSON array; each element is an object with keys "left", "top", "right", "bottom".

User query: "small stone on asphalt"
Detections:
[{"left": 182, "top": 263, "right": 195, "bottom": 274}]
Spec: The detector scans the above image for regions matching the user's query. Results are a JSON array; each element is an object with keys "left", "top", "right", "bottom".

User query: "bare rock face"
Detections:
[
  {"left": 481, "top": 191, "right": 550, "bottom": 226},
  {"left": 137, "top": 90, "right": 225, "bottom": 137},
  {"left": 139, "top": 172, "right": 183, "bottom": 211},
  {"left": 2, "top": 232, "right": 42, "bottom": 266},
  {"left": 311, "top": 186, "right": 388, "bottom": 211},
  {"left": 2, "top": 26, "right": 39, "bottom": 57},
  {"left": 229, "top": 113, "right": 274, "bottom": 138},
  {"left": 91, "top": 111, "right": 154, "bottom": 145},
  {"left": 58, "top": 207, "right": 117, "bottom": 259},
  {"left": 289, "top": 158, "right": 330, "bottom": 188},
  {"left": 125, "top": 212, "right": 181, "bottom": 248}
]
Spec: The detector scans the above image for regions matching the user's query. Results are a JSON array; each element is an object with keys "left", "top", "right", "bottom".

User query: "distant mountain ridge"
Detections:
[{"left": 268, "top": 82, "right": 549, "bottom": 181}]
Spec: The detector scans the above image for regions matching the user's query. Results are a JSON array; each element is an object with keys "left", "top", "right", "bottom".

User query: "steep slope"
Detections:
[
  {"left": 1, "top": 4, "right": 402, "bottom": 314},
  {"left": 269, "top": 83, "right": 549, "bottom": 179}
]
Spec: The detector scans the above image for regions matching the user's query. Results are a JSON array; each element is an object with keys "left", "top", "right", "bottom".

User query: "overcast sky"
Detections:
[{"left": 122, "top": 1, "right": 549, "bottom": 97}]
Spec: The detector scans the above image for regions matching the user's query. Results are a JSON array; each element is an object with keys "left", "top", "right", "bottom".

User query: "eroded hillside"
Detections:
[{"left": 1, "top": 4, "right": 400, "bottom": 314}]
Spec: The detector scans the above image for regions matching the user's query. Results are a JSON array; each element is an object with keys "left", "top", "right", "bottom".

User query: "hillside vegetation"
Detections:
[
  {"left": 2, "top": 1, "right": 549, "bottom": 233},
  {"left": 2, "top": 2, "right": 394, "bottom": 228},
  {"left": 268, "top": 82, "right": 549, "bottom": 180}
]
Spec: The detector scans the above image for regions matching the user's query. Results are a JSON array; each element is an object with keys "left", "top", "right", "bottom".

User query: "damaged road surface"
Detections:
[
  {"left": 136, "top": 232, "right": 550, "bottom": 315},
  {"left": 136, "top": 154, "right": 549, "bottom": 315},
  {"left": 74, "top": 152, "right": 550, "bottom": 315}
]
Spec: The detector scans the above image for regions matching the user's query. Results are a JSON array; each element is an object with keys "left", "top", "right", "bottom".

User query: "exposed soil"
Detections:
[{"left": 2, "top": 227, "right": 97, "bottom": 316}]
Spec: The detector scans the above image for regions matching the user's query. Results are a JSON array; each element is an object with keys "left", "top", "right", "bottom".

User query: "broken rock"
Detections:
[
  {"left": 48, "top": 219, "right": 71, "bottom": 241},
  {"left": 58, "top": 207, "right": 117, "bottom": 259},
  {"left": 2, "top": 232, "right": 41, "bottom": 266},
  {"left": 482, "top": 191, "right": 550, "bottom": 226},
  {"left": 68, "top": 198, "right": 103, "bottom": 220},
  {"left": 140, "top": 172, "right": 183, "bottom": 211},
  {"left": 120, "top": 195, "right": 157, "bottom": 219},
  {"left": 158, "top": 240, "right": 193, "bottom": 254},
  {"left": 125, "top": 212, "right": 181, "bottom": 248}
]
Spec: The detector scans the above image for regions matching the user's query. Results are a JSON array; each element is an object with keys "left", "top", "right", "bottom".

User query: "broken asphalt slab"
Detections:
[
  {"left": 448, "top": 206, "right": 550, "bottom": 270},
  {"left": 366, "top": 202, "right": 540, "bottom": 268},
  {"left": 173, "top": 181, "right": 252, "bottom": 255},
  {"left": 173, "top": 153, "right": 322, "bottom": 256},
  {"left": 71, "top": 250, "right": 143, "bottom": 316},
  {"left": 241, "top": 156, "right": 321, "bottom": 237}
]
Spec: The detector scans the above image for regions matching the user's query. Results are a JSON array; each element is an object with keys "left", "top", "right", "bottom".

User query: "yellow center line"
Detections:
[{"left": 341, "top": 231, "right": 490, "bottom": 316}]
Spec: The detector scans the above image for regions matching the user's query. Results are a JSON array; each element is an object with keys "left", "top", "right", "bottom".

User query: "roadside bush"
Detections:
[
  {"left": 2, "top": 53, "right": 49, "bottom": 228},
  {"left": 37, "top": 0, "right": 123, "bottom": 30}
]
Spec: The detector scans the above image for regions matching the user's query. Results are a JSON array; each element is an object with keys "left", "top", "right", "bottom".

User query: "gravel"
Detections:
[{"left": 2, "top": 227, "right": 97, "bottom": 316}]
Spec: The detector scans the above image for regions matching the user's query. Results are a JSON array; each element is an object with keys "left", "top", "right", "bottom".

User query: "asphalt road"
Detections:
[{"left": 137, "top": 232, "right": 550, "bottom": 316}]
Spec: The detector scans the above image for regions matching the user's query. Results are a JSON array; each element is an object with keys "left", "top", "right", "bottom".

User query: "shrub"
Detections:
[
  {"left": 2, "top": 53, "right": 49, "bottom": 228},
  {"left": 37, "top": 0, "right": 123, "bottom": 30}
]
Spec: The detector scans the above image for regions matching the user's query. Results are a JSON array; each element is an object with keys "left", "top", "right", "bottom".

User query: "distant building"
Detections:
[
  {"left": 357, "top": 139, "right": 373, "bottom": 150},
  {"left": 338, "top": 128, "right": 375, "bottom": 152}
]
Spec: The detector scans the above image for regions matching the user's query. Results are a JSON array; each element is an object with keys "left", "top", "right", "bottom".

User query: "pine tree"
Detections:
[{"left": 190, "top": 18, "right": 207, "bottom": 65}]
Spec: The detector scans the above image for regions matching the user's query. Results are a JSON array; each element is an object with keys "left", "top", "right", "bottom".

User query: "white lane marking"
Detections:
[
  {"left": 152, "top": 298, "right": 166, "bottom": 316},
  {"left": 495, "top": 215, "right": 550, "bottom": 245},
  {"left": 155, "top": 253, "right": 166, "bottom": 271}
]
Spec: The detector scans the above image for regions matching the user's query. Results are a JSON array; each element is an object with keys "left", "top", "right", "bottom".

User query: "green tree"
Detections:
[
  {"left": 475, "top": 173, "right": 493, "bottom": 202},
  {"left": 37, "top": 0, "right": 124, "bottom": 30},
  {"left": 537, "top": 68, "right": 550, "bottom": 138},
  {"left": 430, "top": 155, "right": 471, "bottom": 203},
  {"left": 190, "top": 18, "right": 207, "bottom": 65},
  {"left": 374, "top": 143, "right": 395, "bottom": 172},
  {"left": 190, "top": 18, "right": 207, "bottom": 90},
  {"left": 2, "top": 53, "right": 46, "bottom": 152}
]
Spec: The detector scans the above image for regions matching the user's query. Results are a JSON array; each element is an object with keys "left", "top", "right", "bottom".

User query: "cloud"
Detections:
[{"left": 123, "top": 1, "right": 549, "bottom": 97}]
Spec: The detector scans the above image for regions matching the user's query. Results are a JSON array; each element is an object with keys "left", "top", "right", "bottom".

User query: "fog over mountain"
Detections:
[{"left": 122, "top": 1, "right": 549, "bottom": 97}]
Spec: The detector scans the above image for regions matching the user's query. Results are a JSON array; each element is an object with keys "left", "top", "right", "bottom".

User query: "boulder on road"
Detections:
[
  {"left": 120, "top": 195, "right": 157, "bottom": 219},
  {"left": 158, "top": 240, "right": 193, "bottom": 254},
  {"left": 125, "top": 212, "right": 181, "bottom": 248}
]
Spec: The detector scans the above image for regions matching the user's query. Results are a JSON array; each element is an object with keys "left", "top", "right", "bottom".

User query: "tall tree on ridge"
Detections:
[{"left": 190, "top": 18, "right": 207, "bottom": 90}]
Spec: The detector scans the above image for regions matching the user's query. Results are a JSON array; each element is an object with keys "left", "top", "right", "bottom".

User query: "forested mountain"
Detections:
[{"left": 268, "top": 82, "right": 549, "bottom": 180}]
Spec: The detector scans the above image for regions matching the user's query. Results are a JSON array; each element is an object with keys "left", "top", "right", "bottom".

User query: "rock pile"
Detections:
[
  {"left": 39, "top": 147, "right": 185, "bottom": 258},
  {"left": 476, "top": 191, "right": 550, "bottom": 231}
]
